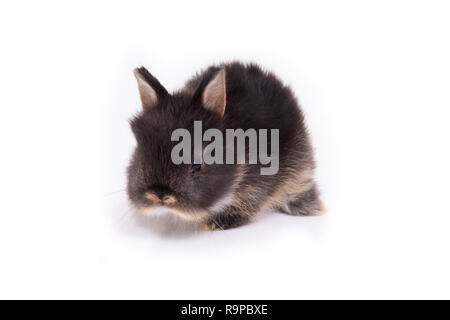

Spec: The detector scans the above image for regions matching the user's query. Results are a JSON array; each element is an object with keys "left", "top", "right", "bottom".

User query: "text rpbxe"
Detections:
[{"left": 180, "top": 304, "right": 269, "bottom": 317}]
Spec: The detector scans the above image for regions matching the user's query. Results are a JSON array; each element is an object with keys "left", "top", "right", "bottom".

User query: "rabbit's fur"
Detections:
[{"left": 127, "top": 62, "right": 322, "bottom": 230}]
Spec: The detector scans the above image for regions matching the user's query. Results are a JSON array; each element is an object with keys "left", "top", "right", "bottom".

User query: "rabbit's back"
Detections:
[{"left": 183, "top": 62, "right": 318, "bottom": 216}]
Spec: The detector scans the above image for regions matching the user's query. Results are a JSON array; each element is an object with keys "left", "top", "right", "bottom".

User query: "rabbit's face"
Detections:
[{"left": 127, "top": 67, "right": 237, "bottom": 220}]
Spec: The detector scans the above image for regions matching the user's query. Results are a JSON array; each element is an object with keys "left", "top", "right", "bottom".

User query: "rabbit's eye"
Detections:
[{"left": 192, "top": 163, "right": 201, "bottom": 172}]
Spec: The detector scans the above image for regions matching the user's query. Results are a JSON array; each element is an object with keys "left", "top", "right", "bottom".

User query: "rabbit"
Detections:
[{"left": 127, "top": 62, "right": 323, "bottom": 230}]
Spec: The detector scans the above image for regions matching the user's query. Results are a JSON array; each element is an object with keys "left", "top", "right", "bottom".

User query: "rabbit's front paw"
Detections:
[{"left": 198, "top": 222, "right": 218, "bottom": 231}]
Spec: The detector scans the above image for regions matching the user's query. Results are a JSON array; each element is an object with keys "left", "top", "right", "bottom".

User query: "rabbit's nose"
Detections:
[
  {"left": 150, "top": 185, "right": 170, "bottom": 199},
  {"left": 145, "top": 186, "right": 176, "bottom": 205}
]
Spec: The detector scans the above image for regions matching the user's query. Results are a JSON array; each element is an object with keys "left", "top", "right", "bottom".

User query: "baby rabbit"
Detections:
[{"left": 127, "top": 62, "right": 322, "bottom": 230}]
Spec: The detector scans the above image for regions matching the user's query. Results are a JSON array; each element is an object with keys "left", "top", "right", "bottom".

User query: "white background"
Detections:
[{"left": 0, "top": 0, "right": 449, "bottom": 299}]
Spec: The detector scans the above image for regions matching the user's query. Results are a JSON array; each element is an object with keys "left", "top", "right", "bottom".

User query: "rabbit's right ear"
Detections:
[{"left": 133, "top": 67, "right": 168, "bottom": 110}]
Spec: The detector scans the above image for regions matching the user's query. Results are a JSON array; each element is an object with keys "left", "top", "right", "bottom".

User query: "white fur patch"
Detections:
[
  {"left": 209, "top": 192, "right": 236, "bottom": 213},
  {"left": 141, "top": 206, "right": 178, "bottom": 217}
]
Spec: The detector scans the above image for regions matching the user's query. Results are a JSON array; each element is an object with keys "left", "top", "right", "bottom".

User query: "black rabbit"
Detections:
[{"left": 127, "top": 62, "right": 323, "bottom": 230}]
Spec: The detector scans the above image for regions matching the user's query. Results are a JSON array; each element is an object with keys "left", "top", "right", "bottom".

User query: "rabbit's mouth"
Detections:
[
  {"left": 139, "top": 204, "right": 206, "bottom": 222},
  {"left": 140, "top": 205, "right": 182, "bottom": 217}
]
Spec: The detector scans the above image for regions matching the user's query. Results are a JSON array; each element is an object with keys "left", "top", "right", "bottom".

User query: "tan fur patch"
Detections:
[
  {"left": 144, "top": 192, "right": 159, "bottom": 203},
  {"left": 261, "top": 166, "right": 315, "bottom": 212},
  {"left": 317, "top": 203, "right": 328, "bottom": 216},
  {"left": 163, "top": 195, "right": 177, "bottom": 205},
  {"left": 198, "top": 223, "right": 215, "bottom": 231}
]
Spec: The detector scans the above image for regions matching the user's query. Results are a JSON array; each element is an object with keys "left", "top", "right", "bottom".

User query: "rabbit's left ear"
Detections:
[
  {"left": 201, "top": 68, "right": 226, "bottom": 116},
  {"left": 133, "top": 67, "right": 168, "bottom": 110}
]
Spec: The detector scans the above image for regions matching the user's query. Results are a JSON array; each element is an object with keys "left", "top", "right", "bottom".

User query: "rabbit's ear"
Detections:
[
  {"left": 133, "top": 67, "right": 168, "bottom": 110},
  {"left": 201, "top": 68, "right": 226, "bottom": 116}
]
